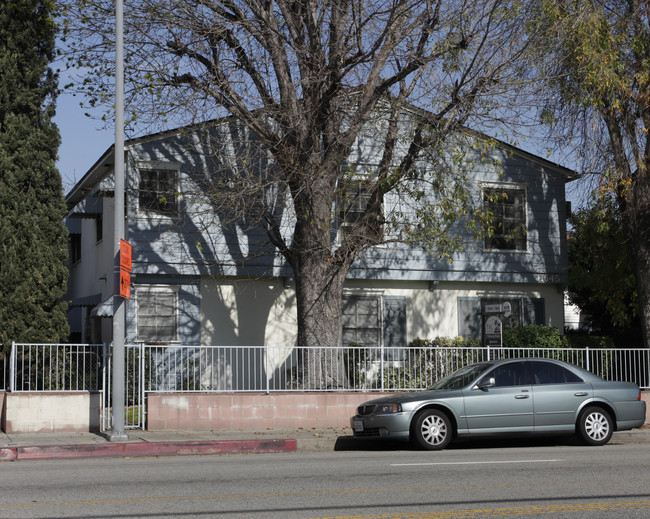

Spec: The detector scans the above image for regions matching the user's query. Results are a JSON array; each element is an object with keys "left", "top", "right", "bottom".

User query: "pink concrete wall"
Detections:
[
  {"left": 146, "top": 392, "right": 392, "bottom": 431},
  {"left": 147, "top": 391, "right": 650, "bottom": 432}
]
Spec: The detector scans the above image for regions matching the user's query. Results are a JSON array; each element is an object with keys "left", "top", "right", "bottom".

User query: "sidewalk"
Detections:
[
  {"left": 1, "top": 427, "right": 648, "bottom": 462},
  {"left": 0, "top": 427, "right": 352, "bottom": 461}
]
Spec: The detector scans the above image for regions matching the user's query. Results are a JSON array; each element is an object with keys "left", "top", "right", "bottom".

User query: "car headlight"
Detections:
[{"left": 374, "top": 403, "right": 402, "bottom": 415}]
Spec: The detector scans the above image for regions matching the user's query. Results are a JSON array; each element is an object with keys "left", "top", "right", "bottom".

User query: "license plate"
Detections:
[{"left": 353, "top": 419, "right": 364, "bottom": 432}]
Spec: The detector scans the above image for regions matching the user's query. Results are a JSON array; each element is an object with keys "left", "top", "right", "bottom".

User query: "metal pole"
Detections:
[{"left": 109, "top": 0, "right": 128, "bottom": 441}]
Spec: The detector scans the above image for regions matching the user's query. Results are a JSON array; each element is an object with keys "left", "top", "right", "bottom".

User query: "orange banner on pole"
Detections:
[
  {"left": 119, "top": 268, "right": 131, "bottom": 299},
  {"left": 120, "top": 239, "right": 132, "bottom": 272}
]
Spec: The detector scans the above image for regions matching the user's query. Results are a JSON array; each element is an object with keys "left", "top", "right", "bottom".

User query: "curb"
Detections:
[
  {"left": 1, "top": 430, "right": 647, "bottom": 462},
  {"left": 0, "top": 438, "right": 297, "bottom": 462}
]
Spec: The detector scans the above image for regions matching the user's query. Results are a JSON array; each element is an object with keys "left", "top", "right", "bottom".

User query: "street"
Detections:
[{"left": 1, "top": 440, "right": 649, "bottom": 518}]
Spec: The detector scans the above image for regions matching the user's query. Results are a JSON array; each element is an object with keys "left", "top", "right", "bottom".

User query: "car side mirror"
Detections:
[{"left": 475, "top": 377, "right": 495, "bottom": 390}]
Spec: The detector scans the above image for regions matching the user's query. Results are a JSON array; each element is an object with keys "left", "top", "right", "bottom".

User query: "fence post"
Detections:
[
  {"left": 10, "top": 342, "right": 16, "bottom": 392},
  {"left": 380, "top": 343, "right": 385, "bottom": 392},
  {"left": 139, "top": 343, "right": 146, "bottom": 429},
  {"left": 585, "top": 347, "right": 590, "bottom": 373},
  {"left": 265, "top": 345, "right": 270, "bottom": 394}
]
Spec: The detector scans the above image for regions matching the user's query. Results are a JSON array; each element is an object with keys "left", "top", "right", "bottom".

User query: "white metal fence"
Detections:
[{"left": 6, "top": 342, "right": 650, "bottom": 430}]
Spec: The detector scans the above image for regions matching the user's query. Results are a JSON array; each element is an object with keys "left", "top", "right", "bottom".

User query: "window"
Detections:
[
  {"left": 484, "top": 187, "right": 527, "bottom": 251},
  {"left": 342, "top": 294, "right": 406, "bottom": 361},
  {"left": 529, "top": 361, "right": 583, "bottom": 384},
  {"left": 70, "top": 233, "right": 81, "bottom": 264},
  {"left": 136, "top": 287, "right": 178, "bottom": 343},
  {"left": 489, "top": 362, "right": 530, "bottom": 387},
  {"left": 342, "top": 295, "right": 381, "bottom": 348},
  {"left": 95, "top": 215, "right": 103, "bottom": 243},
  {"left": 457, "top": 297, "right": 545, "bottom": 341},
  {"left": 337, "top": 179, "right": 383, "bottom": 240},
  {"left": 139, "top": 169, "right": 178, "bottom": 215}
]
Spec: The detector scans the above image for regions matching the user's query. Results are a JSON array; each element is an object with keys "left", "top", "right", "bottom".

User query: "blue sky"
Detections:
[{"left": 54, "top": 87, "right": 114, "bottom": 194}]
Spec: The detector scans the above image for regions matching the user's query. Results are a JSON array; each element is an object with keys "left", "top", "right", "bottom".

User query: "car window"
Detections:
[
  {"left": 430, "top": 362, "right": 493, "bottom": 390},
  {"left": 487, "top": 362, "right": 530, "bottom": 387},
  {"left": 529, "top": 361, "right": 583, "bottom": 384}
]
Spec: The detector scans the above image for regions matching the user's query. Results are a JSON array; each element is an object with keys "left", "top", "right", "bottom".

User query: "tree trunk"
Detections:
[
  {"left": 291, "top": 236, "right": 352, "bottom": 389},
  {"left": 624, "top": 168, "right": 650, "bottom": 348}
]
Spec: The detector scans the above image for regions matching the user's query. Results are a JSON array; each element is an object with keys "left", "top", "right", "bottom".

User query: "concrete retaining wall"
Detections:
[
  {"left": 1, "top": 390, "right": 648, "bottom": 433},
  {"left": 1, "top": 392, "right": 101, "bottom": 433},
  {"left": 146, "top": 392, "right": 388, "bottom": 430},
  {"left": 146, "top": 391, "right": 650, "bottom": 431}
]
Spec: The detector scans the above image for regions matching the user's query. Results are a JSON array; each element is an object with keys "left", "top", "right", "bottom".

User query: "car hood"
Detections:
[{"left": 359, "top": 388, "right": 462, "bottom": 406}]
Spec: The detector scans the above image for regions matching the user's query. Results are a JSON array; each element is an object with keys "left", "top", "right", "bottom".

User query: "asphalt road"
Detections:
[{"left": 1, "top": 439, "right": 649, "bottom": 519}]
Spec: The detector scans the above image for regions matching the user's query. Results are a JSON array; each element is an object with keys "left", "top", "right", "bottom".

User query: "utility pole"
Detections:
[{"left": 109, "top": 0, "right": 128, "bottom": 442}]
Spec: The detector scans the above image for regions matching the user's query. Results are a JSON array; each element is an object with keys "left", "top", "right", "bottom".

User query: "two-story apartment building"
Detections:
[{"left": 64, "top": 115, "right": 575, "bottom": 355}]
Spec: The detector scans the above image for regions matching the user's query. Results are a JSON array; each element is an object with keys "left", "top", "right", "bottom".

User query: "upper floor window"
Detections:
[
  {"left": 95, "top": 214, "right": 103, "bottom": 243},
  {"left": 337, "top": 178, "right": 383, "bottom": 240},
  {"left": 483, "top": 186, "right": 527, "bottom": 251},
  {"left": 139, "top": 169, "right": 178, "bottom": 216}
]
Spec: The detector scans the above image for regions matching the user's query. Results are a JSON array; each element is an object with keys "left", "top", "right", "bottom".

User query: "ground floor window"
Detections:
[
  {"left": 136, "top": 286, "right": 178, "bottom": 343},
  {"left": 342, "top": 294, "right": 406, "bottom": 360},
  {"left": 457, "top": 296, "right": 545, "bottom": 344}
]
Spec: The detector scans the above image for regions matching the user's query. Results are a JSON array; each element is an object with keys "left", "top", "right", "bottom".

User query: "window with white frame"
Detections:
[
  {"left": 337, "top": 177, "right": 383, "bottom": 240},
  {"left": 342, "top": 295, "right": 381, "bottom": 348},
  {"left": 483, "top": 186, "right": 527, "bottom": 251},
  {"left": 136, "top": 287, "right": 178, "bottom": 343},
  {"left": 139, "top": 168, "right": 178, "bottom": 215},
  {"left": 342, "top": 294, "right": 407, "bottom": 361}
]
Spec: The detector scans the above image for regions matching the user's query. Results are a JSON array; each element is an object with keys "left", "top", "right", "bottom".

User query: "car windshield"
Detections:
[{"left": 429, "top": 362, "right": 493, "bottom": 390}]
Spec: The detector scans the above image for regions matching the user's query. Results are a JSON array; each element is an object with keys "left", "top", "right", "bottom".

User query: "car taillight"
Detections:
[{"left": 639, "top": 391, "right": 643, "bottom": 401}]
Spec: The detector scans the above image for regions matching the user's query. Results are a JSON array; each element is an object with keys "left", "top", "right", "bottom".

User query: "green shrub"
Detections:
[
  {"left": 564, "top": 333, "right": 615, "bottom": 349},
  {"left": 502, "top": 325, "right": 568, "bottom": 349}
]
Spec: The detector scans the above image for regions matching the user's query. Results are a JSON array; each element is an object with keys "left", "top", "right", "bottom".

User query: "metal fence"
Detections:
[
  {"left": 1, "top": 353, "right": 7, "bottom": 391},
  {"left": 7, "top": 342, "right": 650, "bottom": 429},
  {"left": 135, "top": 344, "right": 650, "bottom": 393},
  {"left": 9, "top": 343, "right": 105, "bottom": 392}
]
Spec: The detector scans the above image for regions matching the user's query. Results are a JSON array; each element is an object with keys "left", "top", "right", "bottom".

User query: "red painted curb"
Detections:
[
  {"left": 3, "top": 439, "right": 296, "bottom": 461},
  {"left": 0, "top": 447, "right": 17, "bottom": 461}
]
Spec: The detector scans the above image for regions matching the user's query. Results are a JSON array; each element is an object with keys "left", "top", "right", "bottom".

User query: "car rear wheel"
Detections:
[
  {"left": 411, "top": 409, "right": 452, "bottom": 450},
  {"left": 577, "top": 406, "right": 613, "bottom": 446}
]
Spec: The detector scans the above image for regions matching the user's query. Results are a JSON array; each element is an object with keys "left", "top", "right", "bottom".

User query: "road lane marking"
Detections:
[{"left": 391, "top": 459, "right": 562, "bottom": 467}]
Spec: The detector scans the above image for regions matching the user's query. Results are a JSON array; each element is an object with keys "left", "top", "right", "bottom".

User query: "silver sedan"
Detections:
[{"left": 350, "top": 357, "right": 646, "bottom": 450}]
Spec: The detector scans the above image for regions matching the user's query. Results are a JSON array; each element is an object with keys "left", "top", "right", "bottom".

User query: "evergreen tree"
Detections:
[{"left": 0, "top": 0, "right": 69, "bottom": 353}]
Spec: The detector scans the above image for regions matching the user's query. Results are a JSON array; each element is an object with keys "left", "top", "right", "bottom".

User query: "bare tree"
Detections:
[{"left": 61, "top": 0, "right": 535, "bottom": 384}]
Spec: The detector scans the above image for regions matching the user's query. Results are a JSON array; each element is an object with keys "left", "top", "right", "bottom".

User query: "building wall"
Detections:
[
  {"left": 200, "top": 277, "right": 565, "bottom": 348},
  {"left": 64, "top": 122, "right": 571, "bottom": 347}
]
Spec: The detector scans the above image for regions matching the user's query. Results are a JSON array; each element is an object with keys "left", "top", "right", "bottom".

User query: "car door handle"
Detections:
[
  {"left": 515, "top": 395, "right": 530, "bottom": 399},
  {"left": 574, "top": 392, "right": 588, "bottom": 397}
]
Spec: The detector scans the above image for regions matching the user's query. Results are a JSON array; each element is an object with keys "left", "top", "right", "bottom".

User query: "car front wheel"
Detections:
[
  {"left": 577, "top": 406, "right": 613, "bottom": 446},
  {"left": 411, "top": 409, "right": 452, "bottom": 450}
]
